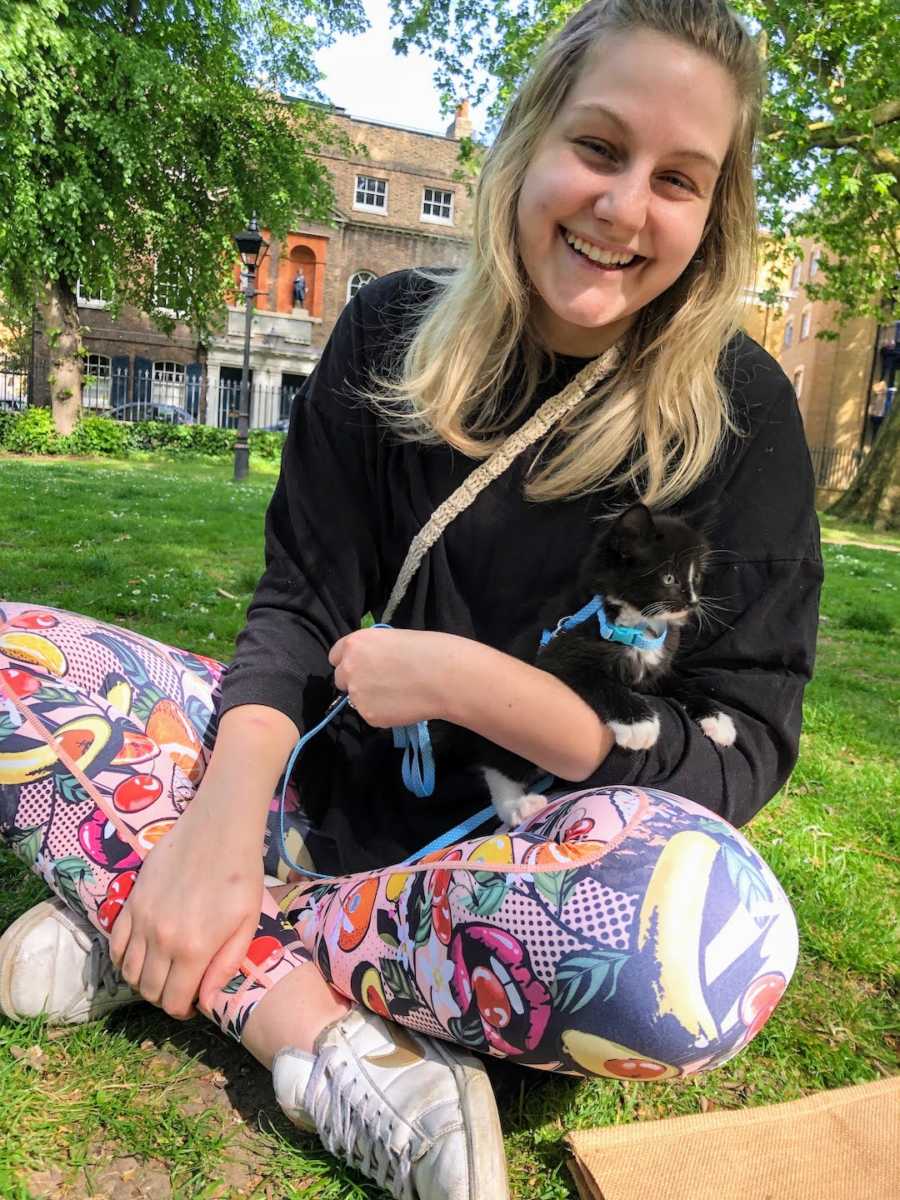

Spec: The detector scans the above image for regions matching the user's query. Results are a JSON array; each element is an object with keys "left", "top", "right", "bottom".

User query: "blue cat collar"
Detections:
[{"left": 541, "top": 594, "right": 667, "bottom": 652}]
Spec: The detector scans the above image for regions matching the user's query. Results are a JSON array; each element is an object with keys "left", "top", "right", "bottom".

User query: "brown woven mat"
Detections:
[{"left": 566, "top": 1076, "right": 900, "bottom": 1200}]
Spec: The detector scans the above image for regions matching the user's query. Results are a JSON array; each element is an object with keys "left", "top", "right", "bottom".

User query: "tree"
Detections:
[
  {"left": 388, "top": 0, "right": 900, "bottom": 524},
  {"left": 389, "top": 0, "right": 900, "bottom": 324},
  {"left": 0, "top": 0, "right": 366, "bottom": 433},
  {"left": 829, "top": 403, "right": 899, "bottom": 529}
]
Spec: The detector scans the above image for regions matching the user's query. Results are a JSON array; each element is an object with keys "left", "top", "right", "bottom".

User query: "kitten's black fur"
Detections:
[{"left": 429, "top": 503, "right": 736, "bottom": 827}]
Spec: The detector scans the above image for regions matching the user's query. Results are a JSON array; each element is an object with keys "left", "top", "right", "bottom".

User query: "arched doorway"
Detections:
[{"left": 282, "top": 244, "right": 317, "bottom": 315}]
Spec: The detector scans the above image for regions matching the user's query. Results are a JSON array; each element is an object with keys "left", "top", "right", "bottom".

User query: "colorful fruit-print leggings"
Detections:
[{"left": 0, "top": 602, "right": 799, "bottom": 1080}]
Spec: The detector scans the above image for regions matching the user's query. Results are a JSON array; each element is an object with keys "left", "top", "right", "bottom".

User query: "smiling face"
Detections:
[{"left": 516, "top": 28, "right": 739, "bottom": 357}]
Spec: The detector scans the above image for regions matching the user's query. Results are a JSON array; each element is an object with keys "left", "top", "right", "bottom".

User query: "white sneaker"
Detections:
[
  {"left": 273, "top": 1007, "right": 509, "bottom": 1200},
  {"left": 0, "top": 897, "right": 140, "bottom": 1024}
]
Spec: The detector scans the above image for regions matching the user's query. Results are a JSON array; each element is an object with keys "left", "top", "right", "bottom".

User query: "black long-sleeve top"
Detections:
[{"left": 220, "top": 269, "right": 823, "bottom": 874}]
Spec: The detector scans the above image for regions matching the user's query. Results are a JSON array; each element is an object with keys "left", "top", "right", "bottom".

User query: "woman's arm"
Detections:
[
  {"left": 329, "top": 628, "right": 614, "bottom": 781},
  {"left": 110, "top": 705, "right": 299, "bottom": 1020},
  {"left": 439, "top": 638, "right": 615, "bottom": 780}
]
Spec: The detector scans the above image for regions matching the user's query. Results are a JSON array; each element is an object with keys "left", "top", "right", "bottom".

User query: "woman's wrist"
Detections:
[
  {"left": 192, "top": 704, "right": 300, "bottom": 832},
  {"left": 436, "top": 636, "right": 614, "bottom": 780}
]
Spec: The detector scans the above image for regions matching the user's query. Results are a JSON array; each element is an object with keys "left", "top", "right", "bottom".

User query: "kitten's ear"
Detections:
[{"left": 613, "top": 504, "right": 655, "bottom": 542}]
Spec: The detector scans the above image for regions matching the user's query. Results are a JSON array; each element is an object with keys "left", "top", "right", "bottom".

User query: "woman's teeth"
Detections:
[{"left": 563, "top": 229, "right": 639, "bottom": 268}]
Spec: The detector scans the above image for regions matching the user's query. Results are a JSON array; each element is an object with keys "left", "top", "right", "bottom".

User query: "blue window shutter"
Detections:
[
  {"left": 185, "top": 362, "right": 202, "bottom": 419},
  {"left": 110, "top": 356, "right": 129, "bottom": 408},
  {"left": 134, "top": 357, "right": 152, "bottom": 409}
]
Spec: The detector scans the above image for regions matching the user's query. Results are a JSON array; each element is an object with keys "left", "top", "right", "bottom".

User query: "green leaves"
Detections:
[
  {"left": 551, "top": 948, "right": 629, "bottom": 1015},
  {"left": 0, "top": 0, "right": 367, "bottom": 347},
  {"left": 52, "top": 853, "right": 95, "bottom": 918},
  {"left": 9, "top": 824, "right": 45, "bottom": 868}
]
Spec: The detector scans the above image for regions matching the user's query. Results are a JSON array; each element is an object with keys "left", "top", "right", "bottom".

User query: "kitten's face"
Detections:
[{"left": 589, "top": 505, "right": 708, "bottom": 624}]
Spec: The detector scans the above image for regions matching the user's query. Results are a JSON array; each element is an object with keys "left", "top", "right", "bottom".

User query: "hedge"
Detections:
[{"left": 0, "top": 407, "right": 286, "bottom": 460}]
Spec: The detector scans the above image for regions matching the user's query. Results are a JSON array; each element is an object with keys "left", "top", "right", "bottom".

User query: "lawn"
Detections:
[{"left": 1, "top": 454, "right": 898, "bottom": 1200}]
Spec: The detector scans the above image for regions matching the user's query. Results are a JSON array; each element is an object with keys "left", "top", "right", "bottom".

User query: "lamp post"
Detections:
[{"left": 232, "top": 215, "right": 269, "bottom": 482}]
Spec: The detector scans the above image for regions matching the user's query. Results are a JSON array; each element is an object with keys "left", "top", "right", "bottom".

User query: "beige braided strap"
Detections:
[{"left": 381, "top": 343, "right": 622, "bottom": 623}]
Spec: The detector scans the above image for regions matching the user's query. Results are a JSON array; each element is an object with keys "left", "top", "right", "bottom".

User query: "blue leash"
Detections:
[{"left": 277, "top": 622, "right": 494, "bottom": 879}]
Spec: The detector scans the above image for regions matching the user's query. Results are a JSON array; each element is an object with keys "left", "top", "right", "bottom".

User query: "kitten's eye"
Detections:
[{"left": 662, "top": 573, "right": 675, "bottom": 586}]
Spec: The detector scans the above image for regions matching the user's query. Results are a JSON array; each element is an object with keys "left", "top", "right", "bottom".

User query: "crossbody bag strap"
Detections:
[{"left": 380, "top": 343, "right": 621, "bottom": 624}]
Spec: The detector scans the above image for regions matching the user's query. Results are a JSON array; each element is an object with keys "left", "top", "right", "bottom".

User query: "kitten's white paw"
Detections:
[
  {"left": 699, "top": 712, "right": 736, "bottom": 746},
  {"left": 609, "top": 714, "right": 660, "bottom": 751},
  {"left": 482, "top": 769, "right": 546, "bottom": 829},
  {"left": 504, "top": 792, "right": 548, "bottom": 830}
]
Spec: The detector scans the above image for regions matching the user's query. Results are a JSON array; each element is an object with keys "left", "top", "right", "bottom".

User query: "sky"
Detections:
[{"left": 315, "top": 0, "right": 490, "bottom": 136}]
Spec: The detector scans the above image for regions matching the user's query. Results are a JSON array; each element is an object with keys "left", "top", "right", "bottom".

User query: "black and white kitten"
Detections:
[{"left": 430, "top": 503, "right": 736, "bottom": 827}]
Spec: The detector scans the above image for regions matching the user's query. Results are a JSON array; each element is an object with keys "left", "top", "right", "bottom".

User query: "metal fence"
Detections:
[
  {"left": 8, "top": 360, "right": 293, "bottom": 430},
  {"left": 809, "top": 445, "right": 864, "bottom": 490}
]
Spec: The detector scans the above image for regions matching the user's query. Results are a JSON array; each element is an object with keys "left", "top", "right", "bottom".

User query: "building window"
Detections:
[
  {"left": 809, "top": 249, "right": 821, "bottom": 279},
  {"left": 783, "top": 319, "right": 794, "bottom": 349},
  {"left": 790, "top": 262, "right": 802, "bottom": 290},
  {"left": 154, "top": 265, "right": 180, "bottom": 314},
  {"left": 152, "top": 361, "right": 185, "bottom": 408},
  {"left": 354, "top": 175, "right": 387, "bottom": 212},
  {"left": 347, "top": 271, "right": 377, "bottom": 301},
  {"left": 83, "top": 354, "right": 111, "bottom": 409},
  {"left": 800, "top": 308, "right": 812, "bottom": 341},
  {"left": 792, "top": 367, "right": 804, "bottom": 401},
  {"left": 422, "top": 187, "right": 454, "bottom": 224},
  {"left": 76, "top": 280, "right": 109, "bottom": 308}
]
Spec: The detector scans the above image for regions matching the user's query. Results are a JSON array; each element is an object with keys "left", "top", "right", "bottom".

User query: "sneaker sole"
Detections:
[
  {"left": 430, "top": 1041, "right": 510, "bottom": 1200},
  {"left": 0, "top": 899, "right": 140, "bottom": 1024}
]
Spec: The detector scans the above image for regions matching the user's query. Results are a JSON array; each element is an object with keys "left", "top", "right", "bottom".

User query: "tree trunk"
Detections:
[
  {"left": 38, "top": 278, "right": 83, "bottom": 435},
  {"left": 829, "top": 403, "right": 900, "bottom": 530}
]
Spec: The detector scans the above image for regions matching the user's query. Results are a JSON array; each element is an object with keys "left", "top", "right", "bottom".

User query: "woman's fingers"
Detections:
[
  {"left": 158, "top": 957, "right": 202, "bottom": 1021},
  {"left": 119, "top": 933, "right": 148, "bottom": 990},
  {"left": 197, "top": 916, "right": 258, "bottom": 1015},
  {"left": 136, "top": 949, "right": 172, "bottom": 1008},
  {"left": 107, "top": 905, "right": 132, "bottom": 969}
]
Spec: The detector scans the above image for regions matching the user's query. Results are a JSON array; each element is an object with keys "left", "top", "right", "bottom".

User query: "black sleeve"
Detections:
[
  {"left": 217, "top": 286, "right": 389, "bottom": 733},
  {"left": 575, "top": 356, "right": 823, "bottom": 828}
]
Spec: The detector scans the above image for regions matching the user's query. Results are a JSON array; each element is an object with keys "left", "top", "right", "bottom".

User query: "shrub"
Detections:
[{"left": 0, "top": 408, "right": 286, "bottom": 461}]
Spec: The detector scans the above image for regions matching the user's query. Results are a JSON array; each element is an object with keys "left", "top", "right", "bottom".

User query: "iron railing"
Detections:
[{"left": 809, "top": 445, "right": 864, "bottom": 490}]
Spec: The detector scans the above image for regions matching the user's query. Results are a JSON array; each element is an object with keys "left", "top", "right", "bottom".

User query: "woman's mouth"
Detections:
[{"left": 559, "top": 226, "right": 645, "bottom": 272}]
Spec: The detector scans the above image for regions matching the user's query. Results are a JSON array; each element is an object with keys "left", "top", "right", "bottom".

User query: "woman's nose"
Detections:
[{"left": 592, "top": 167, "right": 651, "bottom": 236}]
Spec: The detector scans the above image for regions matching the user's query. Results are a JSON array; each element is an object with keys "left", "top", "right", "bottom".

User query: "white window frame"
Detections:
[
  {"left": 82, "top": 354, "right": 111, "bottom": 409},
  {"left": 421, "top": 186, "right": 454, "bottom": 225},
  {"left": 800, "top": 307, "right": 812, "bottom": 341},
  {"left": 151, "top": 360, "right": 186, "bottom": 407},
  {"left": 353, "top": 175, "right": 388, "bottom": 213},
  {"left": 154, "top": 264, "right": 180, "bottom": 316},
  {"left": 792, "top": 366, "right": 804, "bottom": 401},
  {"left": 790, "top": 262, "right": 802, "bottom": 291},
  {"left": 809, "top": 249, "right": 821, "bottom": 279},
  {"left": 76, "top": 280, "right": 109, "bottom": 309},
  {"left": 783, "top": 318, "right": 794, "bottom": 349},
  {"left": 347, "top": 271, "right": 377, "bottom": 302}
]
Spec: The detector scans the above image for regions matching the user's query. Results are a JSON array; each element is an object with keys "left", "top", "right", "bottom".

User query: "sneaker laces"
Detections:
[
  {"left": 85, "top": 931, "right": 125, "bottom": 998},
  {"left": 305, "top": 1044, "right": 418, "bottom": 1200}
]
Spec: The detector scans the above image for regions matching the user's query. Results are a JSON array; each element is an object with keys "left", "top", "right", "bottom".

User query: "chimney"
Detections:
[{"left": 445, "top": 99, "right": 473, "bottom": 141}]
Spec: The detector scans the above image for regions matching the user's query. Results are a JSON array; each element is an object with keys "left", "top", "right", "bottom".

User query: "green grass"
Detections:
[{"left": 1, "top": 455, "right": 898, "bottom": 1199}]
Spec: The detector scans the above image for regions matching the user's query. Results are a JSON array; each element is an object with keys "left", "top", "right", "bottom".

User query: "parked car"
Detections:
[
  {"left": 113, "top": 402, "right": 195, "bottom": 425},
  {"left": 261, "top": 417, "right": 290, "bottom": 433}
]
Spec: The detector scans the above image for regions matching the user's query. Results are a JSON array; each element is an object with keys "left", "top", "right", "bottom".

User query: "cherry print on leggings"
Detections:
[{"left": 0, "top": 602, "right": 799, "bottom": 1070}]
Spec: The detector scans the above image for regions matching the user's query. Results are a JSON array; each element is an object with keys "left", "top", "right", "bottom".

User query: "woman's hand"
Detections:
[
  {"left": 328, "top": 627, "right": 462, "bottom": 728},
  {"left": 108, "top": 791, "right": 263, "bottom": 1020}
]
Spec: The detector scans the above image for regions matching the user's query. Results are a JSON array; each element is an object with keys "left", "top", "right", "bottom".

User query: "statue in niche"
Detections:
[{"left": 292, "top": 271, "right": 307, "bottom": 307}]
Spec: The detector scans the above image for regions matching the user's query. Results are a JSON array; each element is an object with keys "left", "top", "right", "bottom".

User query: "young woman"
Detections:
[{"left": 0, "top": 2, "right": 821, "bottom": 1197}]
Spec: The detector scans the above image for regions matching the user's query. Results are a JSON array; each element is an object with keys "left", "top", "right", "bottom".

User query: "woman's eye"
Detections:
[
  {"left": 577, "top": 139, "right": 615, "bottom": 159},
  {"left": 660, "top": 173, "right": 694, "bottom": 192},
  {"left": 662, "top": 573, "right": 676, "bottom": 586}
]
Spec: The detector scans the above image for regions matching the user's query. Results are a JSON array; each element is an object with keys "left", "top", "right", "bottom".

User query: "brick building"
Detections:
[{"left": 40, "top": 102, "right": 475, "bottom": 428}]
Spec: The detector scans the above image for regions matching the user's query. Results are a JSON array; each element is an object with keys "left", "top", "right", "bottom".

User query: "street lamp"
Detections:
[{"left": 232, "top": 215, "right": 269, "bottom": 481}]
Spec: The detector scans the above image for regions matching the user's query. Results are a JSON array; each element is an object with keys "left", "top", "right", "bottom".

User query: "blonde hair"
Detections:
[{"left": 371, "top": 0, "right": 764, "bottom": 506}]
